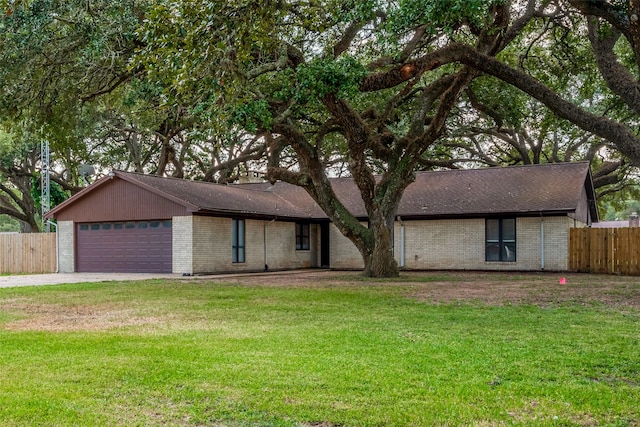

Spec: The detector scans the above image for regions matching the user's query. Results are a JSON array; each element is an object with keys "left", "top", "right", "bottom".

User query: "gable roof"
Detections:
[
  {"left": 399, "top": 161, "right": 597, "bottom": 218},
  {"left": 46, "top": 162, "right": 598, "bottom": 222},
  {"left": 112, "top": 170, "right": 317, "bottom": 218}
]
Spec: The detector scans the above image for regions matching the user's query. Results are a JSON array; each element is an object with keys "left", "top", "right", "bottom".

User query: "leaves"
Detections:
[
  {"left": 386, "top": 0, "right": 504, "bottom": 35},
  {"left": 294, "top": 56, "right": 367, "bottom": 102},
  {"left": 231, "top": 100, "right": 272, "bottom": 133},
  {"left": 1, "top": 0, "right": 640, "bottom": 244}
]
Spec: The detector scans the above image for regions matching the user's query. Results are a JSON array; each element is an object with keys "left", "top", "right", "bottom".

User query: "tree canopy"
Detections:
[
  {"left": 1, "top": 0, "right": 640, "bottom": 276},
  {"left": 134, "top": 0, "right": 640, "bottom": 276}
]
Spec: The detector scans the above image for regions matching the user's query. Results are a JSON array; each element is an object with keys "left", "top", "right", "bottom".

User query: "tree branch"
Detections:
[
  {"left": 587, "top": 19, "right": 640, "bottom": 116},
  {"left": 332, "top": 21, "right": 365, "bottom": 58},
  {"left": 447, "top": 43, "right": 640, "bottom": 166}
]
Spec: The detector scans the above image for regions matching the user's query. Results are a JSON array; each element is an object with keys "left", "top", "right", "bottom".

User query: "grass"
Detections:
[
  {"left": 0, "top": 275, "right": 639, "bottom": 426},
  {"left": 330, "top": 273, "right": 461, "bottom": 283}
]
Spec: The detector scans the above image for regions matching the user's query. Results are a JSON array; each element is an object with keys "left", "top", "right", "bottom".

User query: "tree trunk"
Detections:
[
  {"left": 19, "top": 218, "right": 40, "bottom": 233},
  {"left": 361, "top": 220, "right": 399, "bottom": 277}
]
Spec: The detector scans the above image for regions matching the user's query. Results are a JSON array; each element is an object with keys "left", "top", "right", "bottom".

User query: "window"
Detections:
[
  {"left": 295, "top": 223, "right": 310, "bottom": 250},
  {"left": 486, "top": 218, "right": 516, "bottom": 262},
  {"left": 232, "top": 219, "right": 245, "bottom": 263}
]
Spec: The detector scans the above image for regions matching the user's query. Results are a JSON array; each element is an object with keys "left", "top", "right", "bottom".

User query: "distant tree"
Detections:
[
  {"left": 0, "top": 0, "right": 279, "bottom": 232},
  {"left": 0, "top": 214, "right": 20, "bottom": 232},
  {"left": 429, "top": 1, "right": 640, "bottom": 167},
  {"left": 0, "top": 129, "right": 44, "bottom": 232}
]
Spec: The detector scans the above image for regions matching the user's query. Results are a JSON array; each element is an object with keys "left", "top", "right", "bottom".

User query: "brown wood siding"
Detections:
[{"left": 55, "top": 178, "right": 188, "bottom": 222}]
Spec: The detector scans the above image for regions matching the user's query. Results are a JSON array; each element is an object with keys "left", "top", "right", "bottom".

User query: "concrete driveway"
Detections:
[
  {"left": 0, "top": 273, "right": 180, "bottom": 288},
  {"left": 0, "top": 269, "right": 319, "bottom": 288}
]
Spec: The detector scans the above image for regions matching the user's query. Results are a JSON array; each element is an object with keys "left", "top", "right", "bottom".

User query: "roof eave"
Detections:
[
  {"left": 395, "top": 209, "right": 576, "bottom": 220},
  {"left": 584, "top": 167, "right": 600, "bottom": 222},
  {"left": 195, "top": 209, "right": 316, "bottom": 221}
]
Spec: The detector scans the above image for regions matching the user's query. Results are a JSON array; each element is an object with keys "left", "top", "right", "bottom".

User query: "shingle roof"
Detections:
[
  {"left": 113, "top": 171, "right": 316, "bottom": 218},
  {"left": 47, "top": 162, "right": 596, "bottom": 221},
  {"left": 591, "top": 220, "right": 629, "bottom": 228},
  {"left": 251, "top": 162, "right": 594, "bottom": 219},
  {"left": 398, "top": 162, "right": 594, "bottom": 217}
]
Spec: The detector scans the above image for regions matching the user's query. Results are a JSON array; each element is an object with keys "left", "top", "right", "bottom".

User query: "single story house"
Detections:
[
  {"left": 591, "top": 212, "right": 639, "bottom": 228},
  {"left": 45, "top": 162, "right": 598, "bottom": 274}
]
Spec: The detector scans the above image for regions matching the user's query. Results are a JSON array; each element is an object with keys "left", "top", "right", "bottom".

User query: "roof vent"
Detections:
[
  {"left": 237, "top": 172, "right": 264, "bottom": 184},
  {"left": 79, "top": 164, "right": 95, "bottom": 184}
]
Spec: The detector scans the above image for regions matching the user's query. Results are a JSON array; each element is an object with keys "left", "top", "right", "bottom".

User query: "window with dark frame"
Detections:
[
  {"left": 485, "top": 218, "right": 516, "bottom": 262},
  {"left": 295, "top": 223, "right": 310, "bottom": 250},
  {"left": 232, "top": 219, "right": 245, "bottom": 263}
]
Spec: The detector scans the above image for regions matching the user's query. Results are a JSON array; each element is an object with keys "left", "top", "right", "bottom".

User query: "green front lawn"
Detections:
[{"left": 0, "top": 273, "right": 638, "bottom": 426}]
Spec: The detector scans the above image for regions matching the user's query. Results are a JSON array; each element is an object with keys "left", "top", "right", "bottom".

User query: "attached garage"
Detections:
[
  {"left": 45, "top": 172, "right": 196, "bottom": 273},
  {"left": 45, "top": 170, "right": 324, "bottom": 274},
  {"left": 76, "top": 220, "right": 172, "bottom": 273}
]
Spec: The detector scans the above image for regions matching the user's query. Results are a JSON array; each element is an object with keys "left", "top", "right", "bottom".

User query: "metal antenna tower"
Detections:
[{"left": 41, "top": 140, "right": 51, "bottom": 232}]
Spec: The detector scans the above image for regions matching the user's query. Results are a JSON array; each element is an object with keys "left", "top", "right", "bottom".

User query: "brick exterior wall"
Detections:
[
  {"left": 329, "top": 216, "right": 578, "bottom": 272},
  {"left": 329, "top": 223, "right": 365, "bottom": 269},
  {"left": 395, "top": 218, "right": 485, "bottom": 270},
  {"left": 57, "top": 220, "right": 75, "bottom": 273},
  {"left": 517, "top": 216, "right": 574, "bottom": 271},
  {"left": 56, "top": 214, "right": 581, "bottom": 274},
  {"left": 187, "top": 216, "right": 318, "bottom": 274},
  {"left": 172, "top": 215, "right": 193, "bottom": 274},
  {"left": 393, "top": 216, "right": 576, "bottom": 271},
  {"left": 262, "top": 221, "right": 317, "bottom": 271}
]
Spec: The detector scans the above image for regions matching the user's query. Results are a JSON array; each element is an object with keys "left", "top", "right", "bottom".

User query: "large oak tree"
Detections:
[
  {"left": 3, "top": 0, "right": 640, "bottom": 276},
  {"left": 138, "top": 0, "right": 519, "bottom": 277}
]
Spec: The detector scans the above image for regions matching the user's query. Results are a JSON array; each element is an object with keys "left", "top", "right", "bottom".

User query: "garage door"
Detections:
[{"left": 76, "top": 220, "right": 172, "bottom": 273}]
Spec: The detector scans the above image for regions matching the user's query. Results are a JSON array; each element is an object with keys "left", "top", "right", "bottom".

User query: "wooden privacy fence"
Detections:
[
  {"left": 0, "top": 233, "right": 56, "bottom": 274},
  {"left": 569, "top": 228, "right": 640, "bottom": 275}
]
